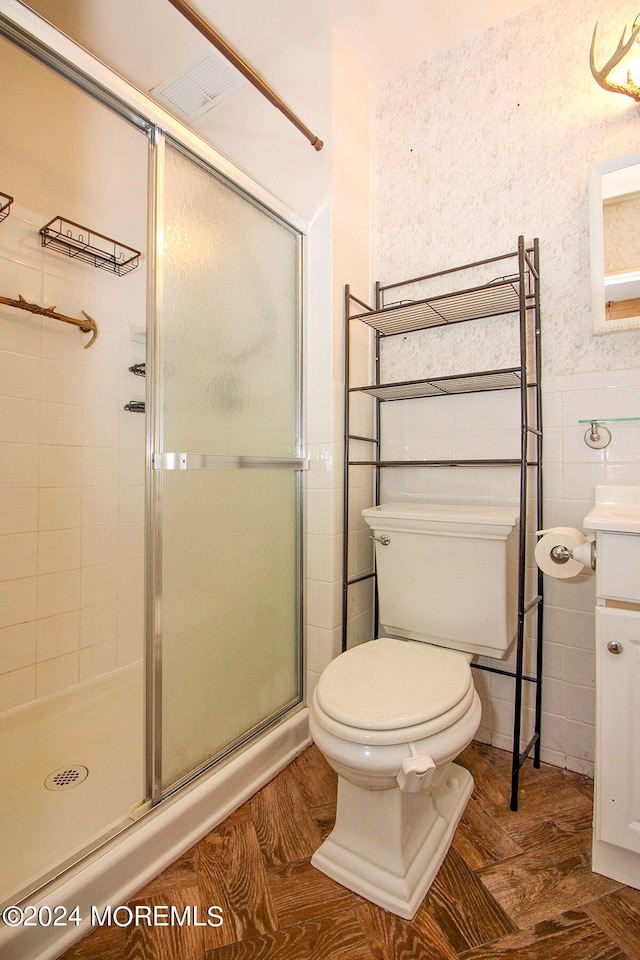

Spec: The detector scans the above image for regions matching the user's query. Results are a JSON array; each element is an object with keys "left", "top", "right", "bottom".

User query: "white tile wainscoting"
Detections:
[
  {"left": 0, "top": 204, "right": 146, "bottom": 713},
  {"left": 374, "top": 368, "right": 640, "bottom": 777}
]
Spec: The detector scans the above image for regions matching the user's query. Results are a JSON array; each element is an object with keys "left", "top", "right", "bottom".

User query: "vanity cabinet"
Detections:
[
  {"left": 585, "top": 487, "right": 640, "bottom": 889},
  {"left": 597, "top": 532, "right": 640, "bottom": 602},
  {"left": 596, "top": 606, "right": 640, "bottom": 857}
]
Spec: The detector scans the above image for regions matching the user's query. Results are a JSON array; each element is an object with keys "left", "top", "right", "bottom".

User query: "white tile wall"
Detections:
[
  {"left": 0, "top": 206, "right": 145, "bottom": 713},
  {"left": 371, "top": 365, "right": 640, "bottom": 778},
  {"left": 303, "top": 189, "right": 371, "bottom": 696}
]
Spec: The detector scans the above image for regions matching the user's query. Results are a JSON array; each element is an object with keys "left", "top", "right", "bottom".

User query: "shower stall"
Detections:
[{"left": 0, "top": 7, "right": 307, "bottom": 955}]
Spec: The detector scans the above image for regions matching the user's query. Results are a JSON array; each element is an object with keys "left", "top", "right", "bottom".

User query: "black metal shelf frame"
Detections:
[{"left": 342, "top": 236, "right": 543, "bottom": 812}]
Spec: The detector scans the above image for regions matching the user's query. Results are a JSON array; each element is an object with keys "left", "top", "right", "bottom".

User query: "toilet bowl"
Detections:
[
  {"left": 309, "top": 501, "right": 519, "bottom": 920},
  {"left": 309, "top": 636, "right": 481, "bottom": 919}
]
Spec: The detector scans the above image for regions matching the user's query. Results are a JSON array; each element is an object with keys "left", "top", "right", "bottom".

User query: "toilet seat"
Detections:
[{"left": 314, "top": 637, "right": 475, "bottom": 747}]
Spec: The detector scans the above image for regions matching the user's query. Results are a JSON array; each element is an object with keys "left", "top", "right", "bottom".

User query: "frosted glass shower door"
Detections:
[{"left": 154, "top": 141, "right": 303, "bottom": 795}]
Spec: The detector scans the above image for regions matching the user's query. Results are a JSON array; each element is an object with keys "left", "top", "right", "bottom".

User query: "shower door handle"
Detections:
[{"left": 154, "top": 453, "right": 309, "bottom": 470}]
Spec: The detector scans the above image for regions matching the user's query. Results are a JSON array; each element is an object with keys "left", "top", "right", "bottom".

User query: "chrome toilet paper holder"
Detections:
[{"left": 549, "top": 540, "right": 596, "bottom": 570}]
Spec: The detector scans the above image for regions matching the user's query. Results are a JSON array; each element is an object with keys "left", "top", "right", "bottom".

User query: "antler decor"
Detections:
[
  {"left": 0, "top": 294, "right": 98, "bottom": 347},
  {"left": 590, "top": 19, "right": 640, "bottom": 102}
]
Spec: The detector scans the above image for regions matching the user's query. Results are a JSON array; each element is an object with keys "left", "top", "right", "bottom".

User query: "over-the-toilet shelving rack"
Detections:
[{"left": 342, "top": 236, "right": 543, "bottom": 811}]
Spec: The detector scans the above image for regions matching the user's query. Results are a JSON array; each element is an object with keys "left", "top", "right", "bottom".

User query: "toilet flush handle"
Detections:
[
  {"left": 397, "top": 748, "right": 436, "bottom": 793},
  {"left": 371, "top": 534, "right": 390, "bottom": 546}
]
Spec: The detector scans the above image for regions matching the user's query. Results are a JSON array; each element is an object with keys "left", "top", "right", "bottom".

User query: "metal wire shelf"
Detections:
[
  {"left": 350, "top": 367, "right": 523, "bottom": 402},
  {"left": 40, "top": 216, "right": 140, "bottom": 276},
  {"left": 0, "top": 192, "right": 13, "bottom": 224},
  {"left": 350, "top": 276, "right": 523, "bottom": 335}
]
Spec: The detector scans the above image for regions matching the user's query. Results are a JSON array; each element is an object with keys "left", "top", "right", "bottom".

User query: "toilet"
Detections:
[{"left": 309, "top": 501, "right": 519, "bottom": 920}]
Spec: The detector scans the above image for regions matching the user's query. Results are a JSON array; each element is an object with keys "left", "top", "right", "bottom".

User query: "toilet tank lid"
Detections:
[{"left": 363, "top": 501, "right": 519, "bottom": 528}]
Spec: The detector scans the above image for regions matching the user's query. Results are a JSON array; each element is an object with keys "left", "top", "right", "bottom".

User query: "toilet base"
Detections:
[{"left": 311, "top": 761, "right": 473, "bottom": 920}]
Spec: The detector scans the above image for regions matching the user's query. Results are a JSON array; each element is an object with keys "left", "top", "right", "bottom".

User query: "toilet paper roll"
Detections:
[{"left": 534, "top": 527, "right": 588, "bottom": 579}]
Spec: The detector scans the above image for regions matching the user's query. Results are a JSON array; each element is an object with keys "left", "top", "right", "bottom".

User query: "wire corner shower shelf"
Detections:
[
  {"left": 40, "top": 216, "right": 140, "bottom": 276},
  {"left": 0, "top": 191, "right": 13, "bottom": 223},
  {"left": 342, "top": 236, "right": 543, "bottom": 811}
]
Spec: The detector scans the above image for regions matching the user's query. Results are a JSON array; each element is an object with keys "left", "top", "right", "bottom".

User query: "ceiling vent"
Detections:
[{"left": 151, "top": 51, "right": 246, "bottom": 122}]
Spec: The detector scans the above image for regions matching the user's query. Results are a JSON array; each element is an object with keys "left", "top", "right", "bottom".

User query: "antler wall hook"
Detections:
[
  {"left": 0, "top": 293, "right": 98, "bottom": 347},
  {"left": 590, "top": 18, "right": 640, "bottom": 102}
]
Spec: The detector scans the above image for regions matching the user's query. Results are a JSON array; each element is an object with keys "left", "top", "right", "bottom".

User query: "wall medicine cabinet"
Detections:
[{"left": 342, "top": 237, "right": 543, "bottom": 810}]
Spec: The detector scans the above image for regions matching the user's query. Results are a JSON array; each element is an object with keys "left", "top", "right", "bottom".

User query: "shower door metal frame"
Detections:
[
  {"left": 147, "top": 130, "right": 306, "bottom": 803},
  {"left": 0, "top": 0, "right": 308, "bottom": 814}
]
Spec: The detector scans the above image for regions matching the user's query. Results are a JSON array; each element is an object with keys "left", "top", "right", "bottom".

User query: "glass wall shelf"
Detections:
[
  {"left": 578, "top": 417, "right": 640, "bottom": 424},
  {"left": 577, "top": 418, "right": 640, "bottom": 449}
]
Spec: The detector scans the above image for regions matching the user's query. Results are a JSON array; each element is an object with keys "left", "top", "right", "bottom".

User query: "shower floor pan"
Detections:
[{"left": 0, "top": 662, "right": 144, "bottom": 907}]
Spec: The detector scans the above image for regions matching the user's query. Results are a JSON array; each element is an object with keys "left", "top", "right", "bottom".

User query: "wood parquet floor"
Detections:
[{"left": 60, "top": 741, "right": 640, "bottom": 960}]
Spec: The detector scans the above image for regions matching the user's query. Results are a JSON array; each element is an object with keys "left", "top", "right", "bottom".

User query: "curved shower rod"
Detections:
[
  {"left": 167, "top": 0, "right": 324, "bottom": 151},
  {"left": 0, "top": 293, "right": 98, "bottom": 347}
]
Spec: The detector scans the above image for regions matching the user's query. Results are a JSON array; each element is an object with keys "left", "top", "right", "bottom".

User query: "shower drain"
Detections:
[{"left": 44, "top": 765, "right": 89, "bottom": 791}]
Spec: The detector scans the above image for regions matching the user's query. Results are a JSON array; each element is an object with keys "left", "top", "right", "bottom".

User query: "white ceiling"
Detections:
[
  {"left": 18, "top": 1, "right": 544, "bottom": 224},
  {"left": 22, "top": 0, "right": 541, "bottom": 166},
  {"left": 26, "top": 0, "right": 541, "bottom": 88}
]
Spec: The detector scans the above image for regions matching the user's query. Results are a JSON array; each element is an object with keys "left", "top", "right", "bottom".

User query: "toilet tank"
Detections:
[{"left": 363, "top": 502, "right": 519, "bottom": 659}]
